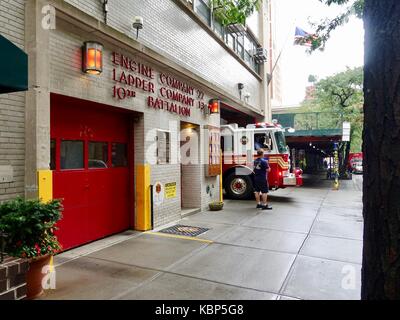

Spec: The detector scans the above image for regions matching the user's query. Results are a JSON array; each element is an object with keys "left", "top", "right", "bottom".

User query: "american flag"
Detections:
[{"left": 294, "top": 27, "right": 315, "bottom": 47}]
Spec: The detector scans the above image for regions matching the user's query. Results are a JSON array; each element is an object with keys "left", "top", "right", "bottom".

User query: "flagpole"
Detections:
[{"left": 269, "top": 18, "right": 297, "bottom": 83}]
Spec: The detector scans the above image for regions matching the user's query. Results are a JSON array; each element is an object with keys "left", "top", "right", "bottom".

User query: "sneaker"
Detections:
[
  {"left": 256, "top": 204, "right": 263, "bottom": 209},
  {"left": 262, "top": 205, "right": 273, "bottom": 210}
]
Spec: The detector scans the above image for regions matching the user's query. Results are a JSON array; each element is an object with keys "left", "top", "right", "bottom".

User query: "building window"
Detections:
[
  {"left": 89, "top": 142, "right": 108, "bottom": 168},
  {"left": 213, "top": 19, "right": 224, "bottom": 39},
  {"left": 192, "top": 0, "right": 262, "bottom": 74},
  {"left": 254, "top": 133, "right": 273, "bottom": 152},
  {"left": 194, "top": 0, "right": 211, "bottom": 25},
  {"left": 60, "top": 140, "right": 84, "bottom": 170},
  {"left": 156, "top": 130, "right": 171, "bottom": 165},
  {"left": 112, "top": 143, "right": 128, "bottom": 167},
  {"left": 226, "top": 33, "right": 235, "bottom": 51},
  {"left": 192, "top": 1, "right": 263, "bottom": 74}
]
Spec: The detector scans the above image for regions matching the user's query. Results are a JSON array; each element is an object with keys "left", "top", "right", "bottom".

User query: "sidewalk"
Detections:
[{"left": 41, "top": 175, "right": 363, "bottom": 300}]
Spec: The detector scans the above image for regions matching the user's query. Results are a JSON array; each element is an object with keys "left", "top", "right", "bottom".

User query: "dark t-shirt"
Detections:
[{"left": 254, "top": 157, "right": 269, "bottom": 181}]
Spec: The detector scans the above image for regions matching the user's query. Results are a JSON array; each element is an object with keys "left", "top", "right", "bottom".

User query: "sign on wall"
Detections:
[
  {"left": 153, "top": 182, "right": 164, "bottom": 206},
  {"left": 111, "top": 51, "right": 208, "bottom": 118},
  {"left": 342, "top": 122, "right": 351, "bottom": 142},
  {"left": 165, "top": 182, "right": 177, "bottom": 199},
  {"left": 205, "top": 125, "right": 221, "bottom": 177}
]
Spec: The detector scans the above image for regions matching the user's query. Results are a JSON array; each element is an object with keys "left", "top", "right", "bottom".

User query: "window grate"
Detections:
[{"left": 158, "top": 225, "right": 210, "bottom": 237}]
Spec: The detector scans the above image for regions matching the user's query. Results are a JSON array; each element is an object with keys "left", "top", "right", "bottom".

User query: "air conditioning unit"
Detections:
[{"left": 253, "top": 47, "right": 268, "bottom": 64}]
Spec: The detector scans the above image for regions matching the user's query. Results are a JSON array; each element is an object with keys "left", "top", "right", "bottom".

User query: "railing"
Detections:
[
  {"left": 191, "top": 0, "right": 262, "bottom": 74},
  {"left": 273, "top": 112, "right": 344, "bottom": 131}
]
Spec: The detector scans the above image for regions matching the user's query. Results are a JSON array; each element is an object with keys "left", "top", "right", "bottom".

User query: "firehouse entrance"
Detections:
[
  {"left": 50, "top": 94, "right": 133, "bottom": 250},
  {"left": 180, "top": 122, "right": 201, "bottom": 210}
]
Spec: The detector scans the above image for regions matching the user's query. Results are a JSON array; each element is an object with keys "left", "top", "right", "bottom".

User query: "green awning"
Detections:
[{"left": 0, "top": 34, "right": 28, "bottom": 93}]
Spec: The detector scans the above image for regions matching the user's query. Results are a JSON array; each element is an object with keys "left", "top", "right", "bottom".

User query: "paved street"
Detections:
[{"left": 42, "top": 175, "right": 363, "bottom": 300}]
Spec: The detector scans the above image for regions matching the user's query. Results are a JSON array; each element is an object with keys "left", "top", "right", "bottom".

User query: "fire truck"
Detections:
[{"left": 221, "top": 122, "right": 303, "bottom": 200}]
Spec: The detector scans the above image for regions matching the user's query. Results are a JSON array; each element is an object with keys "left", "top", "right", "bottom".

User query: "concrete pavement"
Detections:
[{"left": 41, "top": 175, "right": 363, "bottom": 300}]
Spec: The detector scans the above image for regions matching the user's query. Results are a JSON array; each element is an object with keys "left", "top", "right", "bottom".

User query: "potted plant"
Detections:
[
  {"left": 0, "top": 198, "right": 63, "bottom": 299},
  {"left": 209, "top": 201, "right": 224, "bottom": 211}
]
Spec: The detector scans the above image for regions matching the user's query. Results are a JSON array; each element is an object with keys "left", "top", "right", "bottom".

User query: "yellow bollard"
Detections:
[{"left": 38, "top": 170, "right": 53, "bottom": 203}]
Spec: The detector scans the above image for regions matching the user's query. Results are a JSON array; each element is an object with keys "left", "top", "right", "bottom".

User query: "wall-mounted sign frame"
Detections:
[
  {"left": 165, "top": 182, "right": 177, "bottom": 199},
  {"left": 204, "top": 125, "right": 221, "bottom": 177},
  {"left": 153, "top": 182, "right": 164, "bottom": 206}
]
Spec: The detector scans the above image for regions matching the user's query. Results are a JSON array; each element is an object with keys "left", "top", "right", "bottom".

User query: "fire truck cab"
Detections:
[{"left": 221, "top": 122, "right": 303, "bottom": 200}]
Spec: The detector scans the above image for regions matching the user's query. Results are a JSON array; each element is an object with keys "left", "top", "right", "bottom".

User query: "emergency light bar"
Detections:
[{"left": 246, "top": 122, "right": 282, "bottom": 129}]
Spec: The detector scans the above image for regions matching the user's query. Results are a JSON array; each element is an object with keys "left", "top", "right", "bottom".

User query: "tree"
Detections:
[
  {"left": 307, "top": 0, "right": 364, "bottom": 51},
  {"left": 310, "top": 0, "right": 400, "bottom": 299},
  {"left": 308, "top": 74, "right": 318, "bottom": 84},
  {"left": 362, "top": 0, "right": 400, "bottom": 300},
  {"left": 301, "top": 67, "right": 364, "bottom": 153},
  {"left": 211, "top": 0, "right": 261, "bottom": 26}
]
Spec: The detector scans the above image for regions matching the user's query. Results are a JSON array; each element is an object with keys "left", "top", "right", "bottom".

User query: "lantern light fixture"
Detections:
[
  {"left": 133, "top": 16, "right": 144, "bottom": 39},
  {"left": 208, "top": 99, "right": 220, "bottom": 115},
  {"left": 82, "top": 41, "right": 103, "bottom": 75}
]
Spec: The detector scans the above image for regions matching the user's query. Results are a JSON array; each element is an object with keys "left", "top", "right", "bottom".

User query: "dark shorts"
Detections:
[{"left": 254, "top": 178, "right": 269, "bottom": 194}]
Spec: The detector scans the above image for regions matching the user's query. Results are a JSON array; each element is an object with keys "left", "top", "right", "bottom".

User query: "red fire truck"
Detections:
[{"left": 221, "top": 122, "right": 303, "bottom": 200}]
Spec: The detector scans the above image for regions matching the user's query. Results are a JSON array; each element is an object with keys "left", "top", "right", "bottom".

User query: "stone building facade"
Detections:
[{"left": 0, "top": 0, "right": 26, "bottom": 202}]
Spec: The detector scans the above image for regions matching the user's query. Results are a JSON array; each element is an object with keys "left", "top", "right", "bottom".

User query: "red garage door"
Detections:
[{"left": 50, "top": 94, "right": 133, "bottom": 250}]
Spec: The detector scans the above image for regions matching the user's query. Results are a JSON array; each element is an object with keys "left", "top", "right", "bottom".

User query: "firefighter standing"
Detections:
[{"left": 254, "top": 149, "right": 272, "bottom": 210}]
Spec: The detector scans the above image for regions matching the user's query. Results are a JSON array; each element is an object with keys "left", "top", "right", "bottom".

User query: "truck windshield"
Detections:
[{"left": 274, "top": 131, "right": 288, "bottom": 154}]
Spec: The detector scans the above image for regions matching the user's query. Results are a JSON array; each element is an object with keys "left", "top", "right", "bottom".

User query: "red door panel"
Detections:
[
  {"left": 51, "top": 94, "right": 132, "bottom": 251},
  {"left": 53, "top": 170, "right": 90, "bottom": 250},
  {"left": 109, "top": 168, "right": 130, "bottom": 233}
]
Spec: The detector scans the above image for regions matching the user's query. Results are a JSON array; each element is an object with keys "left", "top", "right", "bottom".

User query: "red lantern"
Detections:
[
  {"left": 83, "top": 42, "right": 103, "bottom": 75},
  {"left": 208, "top": 99, "right": 220, "bottom": 114}
]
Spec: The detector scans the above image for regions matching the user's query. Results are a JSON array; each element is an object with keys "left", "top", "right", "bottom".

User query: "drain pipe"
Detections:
[
  {"left": 102, "top": 0, "right": 109, "bottom": 25},
  {"left": 150, "top": 184, "right": 154, "bottom": 230}
]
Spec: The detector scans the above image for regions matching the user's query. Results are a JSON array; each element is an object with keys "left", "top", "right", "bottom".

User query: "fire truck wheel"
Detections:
[{"left": 225, "top": 174, "right": 254, "bottom": 200}]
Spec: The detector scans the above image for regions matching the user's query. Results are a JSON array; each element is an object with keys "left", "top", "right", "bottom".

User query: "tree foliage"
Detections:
[
  {"left": 308, "top": 74, "right": 318, "bottom": 83},
  {"left": 307, "top": 0, "right": 364, "bottom": 51},
  {"left": 301, "top": 67, "right": 364, "bottom": 152},
  {"left": 211, "top": 0, "right": 261, "bottom": 26}
]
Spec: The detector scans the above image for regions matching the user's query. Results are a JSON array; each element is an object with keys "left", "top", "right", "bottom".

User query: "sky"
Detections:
[{"left": 273, "top": 0, "right": 365, "bottom": 107}]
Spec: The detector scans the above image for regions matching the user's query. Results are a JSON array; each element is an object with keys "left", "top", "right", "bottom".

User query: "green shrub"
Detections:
[{"left": 0, "top": 198, "right": 63, "bottom": 259}]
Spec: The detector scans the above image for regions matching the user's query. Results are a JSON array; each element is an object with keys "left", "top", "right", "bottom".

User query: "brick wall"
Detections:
[
  {"left": 64, "top": 0, "right": 263, "bottom": 110},
  {"left": 0, "top": 256, "right": 28, "bottom": 300},
  {"left": 0, "top": 0, "right": 26, "bottom": 202}
]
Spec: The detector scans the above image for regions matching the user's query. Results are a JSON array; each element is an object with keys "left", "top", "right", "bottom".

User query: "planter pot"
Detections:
[
  {"left": 209, "top": 202, "right": 224, "bottom": 211},
  {"left": 26, "top": 255, "right": 51, "bottom": 299}
]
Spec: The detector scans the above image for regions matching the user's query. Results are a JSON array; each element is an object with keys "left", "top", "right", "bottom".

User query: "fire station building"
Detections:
[{"left": 0, "top": 0, "right": 271, "bottom": 250}]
